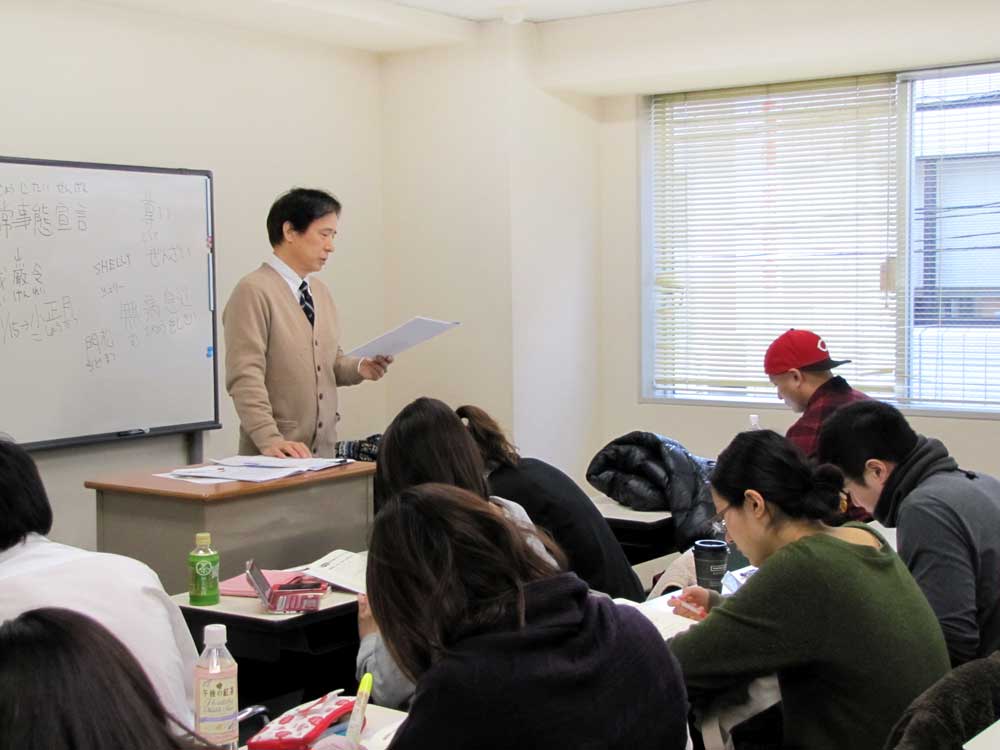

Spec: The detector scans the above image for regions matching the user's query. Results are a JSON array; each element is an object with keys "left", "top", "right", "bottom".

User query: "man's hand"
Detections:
[
  {"left": 357, "top": 593, "right": 378, "bottom": 639},
  {"left": 359, "top": 355, "right": 393, "bottom": 381},
  {"left": 262, "top": 440, "right": 312, "bottom": 458}
]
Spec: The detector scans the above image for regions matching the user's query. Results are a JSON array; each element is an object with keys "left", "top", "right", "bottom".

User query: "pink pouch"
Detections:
[
  {"left": 220, "top": 571, "right": 326, "bottom": 598},
  {"left": 247, "top": 692, "right": 358, "bottom": 750}
]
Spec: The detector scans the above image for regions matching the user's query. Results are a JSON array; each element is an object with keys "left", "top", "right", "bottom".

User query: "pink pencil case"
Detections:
[
  {"left": 219, "top": 570, "right": 326, "bottom": 598},
  {"left": 247, "top": 692, "right": 359, "bottom": 750}
]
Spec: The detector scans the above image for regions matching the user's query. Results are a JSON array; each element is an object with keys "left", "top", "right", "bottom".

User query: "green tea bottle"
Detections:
[{"left": 188, "top": 532, "right": 220, "bottom": 606}]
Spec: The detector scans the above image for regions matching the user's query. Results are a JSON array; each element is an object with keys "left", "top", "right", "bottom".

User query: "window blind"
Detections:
[{"left": 647, "top": 75, "right": 899, "bottom": 402}]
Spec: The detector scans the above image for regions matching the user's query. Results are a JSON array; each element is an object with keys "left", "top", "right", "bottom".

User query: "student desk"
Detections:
[
  {"left": 86, "top": 462, "right": 375, "bottom": 594},
  {"left": 174, "top": 588, "right": 361, "bottom": 715},
  {"left": 591, "top": 494, "right": 675, "bottom": 564}
]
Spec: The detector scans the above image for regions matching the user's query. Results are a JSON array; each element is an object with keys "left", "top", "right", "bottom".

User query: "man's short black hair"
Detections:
[
  {"left": 266, "top": 188, "right": 341, "bottom": 247},
  {"left": 817, "top": 400, "right": 919, "bottom": 482},
  {"left": 0, "top": 441, "right": 53, "bottom": 551}
]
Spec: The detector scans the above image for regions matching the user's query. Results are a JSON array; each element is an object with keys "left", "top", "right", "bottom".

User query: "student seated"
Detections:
[
  {"left": 358, "top": 396, "right": 558, "bottom": 708},
  {"left": 0, "top": 607, "right": 208, "bottom": 750},
  {"left": 0, "top": 440, "right": 197, "bottom": 726},
  {"left": 367, "top": 483, "right": 689, "bottom": 750},
  {"left": 456, "top": 403, "right": 644, "bottom": 601},
  {"left": 817, "top": 400, "right": 1000, "bottom": 666},
  {"left": 669, "top": 430, "right": 949, "bottom": 750}
]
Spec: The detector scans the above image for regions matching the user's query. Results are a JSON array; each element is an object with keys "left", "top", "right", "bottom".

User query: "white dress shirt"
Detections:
[
  {"left": 0, "top": 534, "right": 198, "bottom": 728},
  {"left": 266, "top": 254, "right": 312, "bottom": 312},
  {"left": 266, "top": 253, "right": 368, "bottom": 377}
]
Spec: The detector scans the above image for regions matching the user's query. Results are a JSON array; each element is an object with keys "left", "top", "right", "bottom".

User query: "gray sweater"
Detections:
[{"left": 876, "top": 436, "right": 1000, "bottom": 665}]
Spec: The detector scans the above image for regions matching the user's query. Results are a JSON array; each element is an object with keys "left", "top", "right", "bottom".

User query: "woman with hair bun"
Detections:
[{"left": 669, "top": 430, "right": 949, "bottom": 750}]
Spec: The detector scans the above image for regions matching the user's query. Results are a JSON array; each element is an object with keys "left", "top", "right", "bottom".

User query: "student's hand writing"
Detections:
[
  {"left": 668, "top": 586, "right": 711, "bottom": 621},
  {"left": 359, "top": 355, "right": 393, "bottom": 381},
  {"left": 262, "top": 440, "right": 312, "bottom": 458},
  {"left": 357, "top": 593, "right": 378, "bottom": 639}
]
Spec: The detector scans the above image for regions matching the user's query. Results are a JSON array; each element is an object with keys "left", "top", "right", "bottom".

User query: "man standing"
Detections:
[
  {"left": 818, "top": 400, "right": 1000, "bottom": 666},
  {"left": 224, "top": 188, "right": 391, "bottom": 458}
]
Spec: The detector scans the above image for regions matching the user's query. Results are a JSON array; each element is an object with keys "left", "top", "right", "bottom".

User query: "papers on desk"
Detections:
[
  {"left": 212, "top": 456, "right": 350, "bottom": 471},
  {"left": 347, "top": 316, "right": 459, "bottom": 358},
  {"left": 162, "top": 456, "right": 352, "bottom": 483},
  {"left": 614, "top": 595, "right": 699, "bottom": 641},
  {"left": 154, "top": 472, "right": 232, "bottom": 485},
  {"left": 169, "top": 465, "right": 307, "bottom": 482},
  {"left": 966, "top": 717, "right": 1000, "bottom": 749},
  {"left": 363, "top": 718, "right": 407, "bottom": 750},
  {"left": 301, "top": 549, "right": 368, "bottom": 594}
]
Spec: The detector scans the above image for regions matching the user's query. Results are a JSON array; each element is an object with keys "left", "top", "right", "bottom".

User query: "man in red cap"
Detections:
[{"left": 764, "top": 329, "right": 871, "bottom": 520}]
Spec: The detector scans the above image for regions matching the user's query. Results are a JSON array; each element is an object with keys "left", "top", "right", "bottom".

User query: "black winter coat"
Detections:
[{"left": 586, "top": 431, "right": 716, "bottom": 551}]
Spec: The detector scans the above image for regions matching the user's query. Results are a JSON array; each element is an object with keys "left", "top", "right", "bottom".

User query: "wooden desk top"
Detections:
[
  {"left": 85, "top": 461, "right": 375, "bottom": 502},
  {"left": 590, "top": 494, "right": 672, "bottom": 525}
]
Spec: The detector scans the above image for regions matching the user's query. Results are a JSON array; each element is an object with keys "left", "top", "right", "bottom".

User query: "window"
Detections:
[
  {"left": 644, "top": 66, "right": 1000, "bottom": 412},
  {"left": 907, "top": 70, "right": 1000, "bottom": 406}
]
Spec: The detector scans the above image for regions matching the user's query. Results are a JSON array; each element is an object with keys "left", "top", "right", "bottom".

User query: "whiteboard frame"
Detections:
[{"left": 1, "top": 155, "right": 221, "bottom": 451}]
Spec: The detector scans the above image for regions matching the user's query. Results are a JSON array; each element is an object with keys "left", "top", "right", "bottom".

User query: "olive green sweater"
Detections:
[{"left": 670, "top": 525, "right": 949, "bottom": 750}]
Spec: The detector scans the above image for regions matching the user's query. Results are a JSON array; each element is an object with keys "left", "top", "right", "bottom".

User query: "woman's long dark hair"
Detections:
[
  {"left": 0, "top": 608, "right": 213, "bottom": 750},
  {"left": 374, "top": 397, "right": 490, "bottom": 510},
  {"left": 455, "top": 404, "right": 520, "bottom": 469},
  {"left": 712, "top": 430, "right": 843, "bottom": 522},
  {"left": 367, "top": 483, "right": 565, "bottom": 683}
]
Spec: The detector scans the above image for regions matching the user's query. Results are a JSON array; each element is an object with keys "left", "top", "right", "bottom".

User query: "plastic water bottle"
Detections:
[
  {"left": 188, "top": 532, "right": 220, "bottom": 606},
  {"left": 749, "top": 414, "right": 761, "bottom": 430},
  {"left": 194, "top": 624, "right": 239, "bottom": 749}
]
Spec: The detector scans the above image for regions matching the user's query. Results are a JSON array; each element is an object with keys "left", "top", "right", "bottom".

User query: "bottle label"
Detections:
[
  {"left": 191, "top": 559, "right": 219, "bottom": 594},
  {"left": 195, "top": 674, "right": 238, "bottom": 742}
]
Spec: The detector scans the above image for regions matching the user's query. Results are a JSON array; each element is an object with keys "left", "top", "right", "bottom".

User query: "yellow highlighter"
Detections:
[{"left": 346, "top": 672, "right": 373, "bottom": 744}]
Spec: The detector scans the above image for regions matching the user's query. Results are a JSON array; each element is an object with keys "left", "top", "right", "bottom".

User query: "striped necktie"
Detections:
[{"left": 298, "top": 280, "right": 315, "bottom": 327}]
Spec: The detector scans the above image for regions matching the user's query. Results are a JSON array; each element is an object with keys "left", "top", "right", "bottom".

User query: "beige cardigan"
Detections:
[{"left": 222, "top": 264, "right": 362, "bottom": 457}]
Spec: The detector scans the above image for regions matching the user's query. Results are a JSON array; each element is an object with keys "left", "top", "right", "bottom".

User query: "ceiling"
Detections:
[
  {"left": 87, "top": 0, "right": 703, "bottom": 53},
  {"left": 387, "top": 0, "right": 701, "bottom": 22}
]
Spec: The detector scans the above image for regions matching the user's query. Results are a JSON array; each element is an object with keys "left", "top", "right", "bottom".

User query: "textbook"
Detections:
[
  {"left": 301, "top": 549, "right": 368, "bottom": 594},
  {"left": 613, "top": 595, "right": 699, "bottom": 640}
]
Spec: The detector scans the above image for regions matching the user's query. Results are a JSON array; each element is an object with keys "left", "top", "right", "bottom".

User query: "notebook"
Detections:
[{"left": 613, "top": 594, "right": 699, "bottom": 640}]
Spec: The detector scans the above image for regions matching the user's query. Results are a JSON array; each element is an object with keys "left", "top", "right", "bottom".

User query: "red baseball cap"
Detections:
[{"left": 764, "top": 329, "right": 851, "bottom": 376}]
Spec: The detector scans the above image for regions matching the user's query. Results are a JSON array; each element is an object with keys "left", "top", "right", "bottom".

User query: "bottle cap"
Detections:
[
  {"left": 195, "top": 532, "right": 211, "bottom": 547},
  {"left": 204, "top": 623, "right": 227, "bottom": 646}
]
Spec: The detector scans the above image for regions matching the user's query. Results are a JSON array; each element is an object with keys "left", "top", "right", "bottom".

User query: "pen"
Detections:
[
  {"left": 117, "top": 428, "right": 149, "bottom": 437},
  {"left": 669, "top": 597, "right": 703, "bottom": 617},
  {"left": 345, "top": 673, "right": 372, "bottom": 744},
  {"left": 677, "top": 599, "right": 701, "bottom": 615}
]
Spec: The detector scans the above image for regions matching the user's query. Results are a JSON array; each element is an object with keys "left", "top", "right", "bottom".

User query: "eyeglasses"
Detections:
[{"left": 709, "top": 504, "right": 735, "bottom": 536}]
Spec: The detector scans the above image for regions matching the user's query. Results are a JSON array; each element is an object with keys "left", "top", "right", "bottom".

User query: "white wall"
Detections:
[
  {"left": 2, "top": 0, "right": 388, "bottom": 549},
  {"left": 379, "top": 28, "right": 515, "bottom": 429},
  {"left": 506, "top": 25, "right": 602, "bottom": 474},
  {"left": 381, "top": 23, "right": 602, "bottom": 480}
]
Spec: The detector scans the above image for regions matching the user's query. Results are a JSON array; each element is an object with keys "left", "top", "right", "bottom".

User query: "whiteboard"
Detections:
[{"left": 0, "top": 157, "right": 219, "bottom": 449}]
